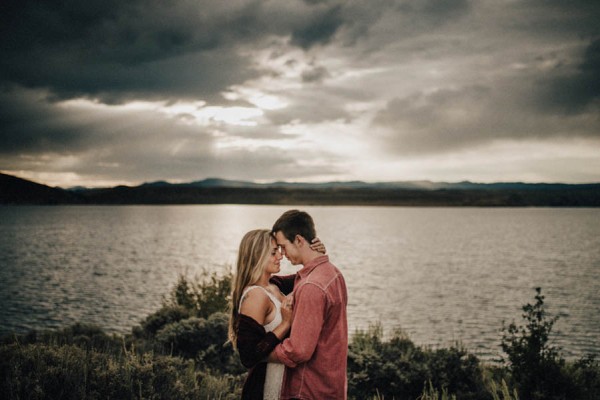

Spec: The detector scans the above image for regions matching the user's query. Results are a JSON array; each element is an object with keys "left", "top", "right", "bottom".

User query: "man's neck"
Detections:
[{"left": 300, "top": 250, "right": 324, "bottom": 266}]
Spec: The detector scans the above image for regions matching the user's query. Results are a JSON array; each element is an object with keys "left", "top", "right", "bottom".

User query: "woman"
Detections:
[{"left": 228, "top": 229, "right": 325, "bottom": 400}]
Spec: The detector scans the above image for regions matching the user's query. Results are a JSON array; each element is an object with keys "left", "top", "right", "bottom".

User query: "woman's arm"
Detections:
[
  {"left": 237, "top": 315, "right": 281, "bottom": 369},
  {"left": 310, "top": 237, "right": 326, "bottom": 254},
  {"left": 236, "top": 289, "right": 293, "bottom": 368},
  {"left": 239, "top": 288, "right": 292, "bottom": 340}
]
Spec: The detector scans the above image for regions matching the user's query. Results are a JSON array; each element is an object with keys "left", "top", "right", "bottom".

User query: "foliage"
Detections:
[
  {"left": 487, "top": 379, "right": 519, "bottom": 400},
  {"left": 501, "top": 287, "right": 575, "bottom": 399},
  {"left": 0, "top": 271, "right": 242, "bottom": 399},
  {"left": 134, "top": 272, "right": 243, "bottom": 374},
  {"left": 137, "top": 305, "right": 190, "bottom": 337},
  {"left": 1, "top": 323, "right": 125, "bottom": 357},
  {"left": 418, "top": 381, "right": 457, "bottom": 400},
  {"left": 0, "top": 342, "right": 240, "bottom": 400},
  {"left": 3, "top": 277, "right": 600, "bottom": 400},
  {"left": 154, "top": 312, "right": 243, "bottom": 374},
  {"left": 347, "top": 324, "right": 489, "bottom": 400},
  {"left": 566, "top": 355, "right": 600, "bottom": 400},
  {"left": 166, "top": 271, "right": 232, "bottom": 319}
]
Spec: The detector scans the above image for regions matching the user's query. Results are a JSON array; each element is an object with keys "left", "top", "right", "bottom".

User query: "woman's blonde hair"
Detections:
[{"left": 228, "top": 229, "right": 274, "bottom": 347}]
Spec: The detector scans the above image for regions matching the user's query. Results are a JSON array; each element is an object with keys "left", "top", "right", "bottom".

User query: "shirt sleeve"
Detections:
[{"left": 274, "top": 283, "right": 326, "bottom": 368}]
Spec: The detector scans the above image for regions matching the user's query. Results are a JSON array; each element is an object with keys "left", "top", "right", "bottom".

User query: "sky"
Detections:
[{"left": 1, "top": 0, "right": 599, "bottom": 188}]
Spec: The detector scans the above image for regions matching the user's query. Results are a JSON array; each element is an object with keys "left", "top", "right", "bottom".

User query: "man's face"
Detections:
[{"left": 274, "top": 231, "right": 301, "bottom": 265}]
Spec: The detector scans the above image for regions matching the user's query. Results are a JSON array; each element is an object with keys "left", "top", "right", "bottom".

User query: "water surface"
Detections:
[{"left": 1, "top": 205, "right": 598, "bottom": 360}]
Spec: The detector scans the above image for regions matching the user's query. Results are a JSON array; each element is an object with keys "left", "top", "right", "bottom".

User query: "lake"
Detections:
[{"left": 1, "top": 205, "right": 599, "bottom": 361}]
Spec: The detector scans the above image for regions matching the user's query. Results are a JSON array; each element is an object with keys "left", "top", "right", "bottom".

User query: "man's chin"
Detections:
[{"left": 286, "top": 257, "right": 300, "bottom": 266}]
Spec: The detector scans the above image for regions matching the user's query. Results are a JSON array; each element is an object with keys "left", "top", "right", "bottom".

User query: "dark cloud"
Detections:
[
  {"left": 1, "top": 0, "right": 599, "bottom": 185},
  {"left": 301, "top": 65, "right": 330, "bottom": 83},
  {"left": 519, "top": 0, "right": 600, "bottom": 37},
  {"left": 290, "top": 5, "right": 343, "bottom": 49},
  {"left": 0, "top": 86, "right": 213, "bottom": 180},
  {"left": 0, "top": 0, "right": 478, "bottom": 105},
  {"left": 0, "top": 0, "right": 478, "bottom": 104},
  {"left": 396, "top": 0, "right": 471, "bottom": 21},
  {"left": 374, "top": 78, "right": 600, "bottom": 154},
  {"left": 533, "top": 39, "right": 600, "bottom": 114},
  {"left": 0, "top": 0, "right": 261, "bottom": 102},
  {"left": 330, "top": 0, "right": 472, "bottom": 50},
  {"left": 0, "top": 85, "right": 342, "bottom": 185},
  {"left": 0, "top": 0, "right": 353, "bottom": 103},
  {"left": 0, "top": 88, "right": 93, "bottom": 154}
]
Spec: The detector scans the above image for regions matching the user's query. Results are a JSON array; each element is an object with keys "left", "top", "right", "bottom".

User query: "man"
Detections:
[{"left": 269, "top": 209, "right": 348, "bottom": 399}]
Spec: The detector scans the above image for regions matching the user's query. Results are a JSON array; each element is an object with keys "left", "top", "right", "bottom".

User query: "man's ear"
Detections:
[{"left": 295, "top": 234, "right": 304, "bottom": 246}]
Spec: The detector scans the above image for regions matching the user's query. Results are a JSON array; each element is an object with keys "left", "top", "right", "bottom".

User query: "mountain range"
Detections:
[{"left": 2, "top": 172, "right": 599, "bottom": 206}]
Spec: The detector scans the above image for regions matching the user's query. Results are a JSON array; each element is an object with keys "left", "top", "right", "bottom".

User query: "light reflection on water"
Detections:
[{"left": 1, "top": 205, "right": 599, "bottom": 361}]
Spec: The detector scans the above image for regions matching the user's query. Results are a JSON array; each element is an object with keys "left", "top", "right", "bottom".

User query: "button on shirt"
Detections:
[{"left": 274, "top": 255, "right": 348, "bottom": 400}]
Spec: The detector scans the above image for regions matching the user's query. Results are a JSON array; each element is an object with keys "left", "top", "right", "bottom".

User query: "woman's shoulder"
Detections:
[{"left": 239, "top": 286, "right": 271, "bottom": 312}]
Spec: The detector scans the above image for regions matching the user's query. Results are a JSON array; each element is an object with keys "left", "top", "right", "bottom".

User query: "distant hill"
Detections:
[
  {"left": 0, "top": 173, "right": 82, "bottom": 204},
  {"left": 130, "top": 177, "right": 595, "bottom": 191},
  {"left": 2, "top": 173, "right": 600, "bottom": 206}
]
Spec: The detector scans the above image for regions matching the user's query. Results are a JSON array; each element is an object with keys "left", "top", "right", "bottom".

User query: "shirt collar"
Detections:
[{"left": 297, "top": 255, "right": 329, "bottom": 279}]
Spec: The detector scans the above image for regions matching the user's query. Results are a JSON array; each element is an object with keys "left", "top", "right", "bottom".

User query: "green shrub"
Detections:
[
  {"left": 138, "top": 305, "right": 190, "bottom": 337},
  {"left": 348, "top": 324, "right": 424, "bottom": 398},
  {"left": 2, "top": 323, "right": 124, "bottom": 356},
  {"left": 153, "top": 312, "right": 243, "bottom": 374},
  {"left": 566, "top": 355, "right": 600, "bottom": 400},
  {"left": 155, "top": 317, "right": 213, "bottom": 358},
  {"left": 0, "top": 342, "right": 207, "bottom": 400},
  {"left": 501, "top": 287, "right": 574, "bottom": 399},
  {"left": 166, "top": 271, "right": 232, "bottom": 319},
  {"left": 347, "top": 324, "right": 488, "bottom": 400},
  {"left": 425, "top": 347, "right": 487, "bottom": 400},
  {"left": 196, "top": 370, "right": 244, "bottom": 400},
  {"left": 5, "top": 276, "right": 600, "bottom": 400}
]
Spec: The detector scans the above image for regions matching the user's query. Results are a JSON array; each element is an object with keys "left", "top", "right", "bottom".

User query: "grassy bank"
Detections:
[{"left": 1, "top": 274, "right": 598, "bottom": 399}]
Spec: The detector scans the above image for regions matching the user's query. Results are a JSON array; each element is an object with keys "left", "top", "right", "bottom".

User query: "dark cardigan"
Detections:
[{"left": 237, "top": 274, "right": 295, "bottom": 400}]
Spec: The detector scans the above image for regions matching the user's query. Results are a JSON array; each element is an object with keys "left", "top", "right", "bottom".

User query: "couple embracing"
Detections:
[{"left": 228, "top": 210, "right": 348, "bottom": 400}]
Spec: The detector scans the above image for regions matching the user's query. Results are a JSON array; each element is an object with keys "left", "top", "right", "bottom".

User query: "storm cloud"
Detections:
[{"left": 1, "top": 0, "right": 599, "bottom": 186}]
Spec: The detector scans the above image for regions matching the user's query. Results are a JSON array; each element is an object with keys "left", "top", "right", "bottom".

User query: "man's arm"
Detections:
[
  {"left": 271, "top": 283, "right": 326, "bottom": 368},
  {"left": 269, "top": 274, "right": 295, "bottom": 295}
]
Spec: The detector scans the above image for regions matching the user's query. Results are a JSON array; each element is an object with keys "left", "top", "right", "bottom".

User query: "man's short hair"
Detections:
[{"left": 272, "top": 209, "right": 316, "bottom": 243}]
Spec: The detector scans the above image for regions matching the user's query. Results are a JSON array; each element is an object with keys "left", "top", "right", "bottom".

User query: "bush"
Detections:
[
  {"left": 425, "top": 347, "right": 487, "bottom": 400},
  {"left": 566, "top": 355, "right": 600, "bottom": 400},
  {"left": 0, "top": 342, "right": 210, "bottom": 400},
  {"left": 138, "top": 305, "right": 190, "bottom": 337},
  {"left": 153, "top": 312, "right": 243, "bottom": 374},
  {"left": 501, "top": 287, "right": 574, "bottom": 399},
  {"left": 347, "top": 324, "right": 489, "bottom": 400},
  {"left": 2, "top": 323, "right": 124, "bottom": 356},
  {"left": 5, "top": 275, "right": 600, "bottom": 400},
  {"left": 166, "top": 271, "right": 232, "bottom": 319}
]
